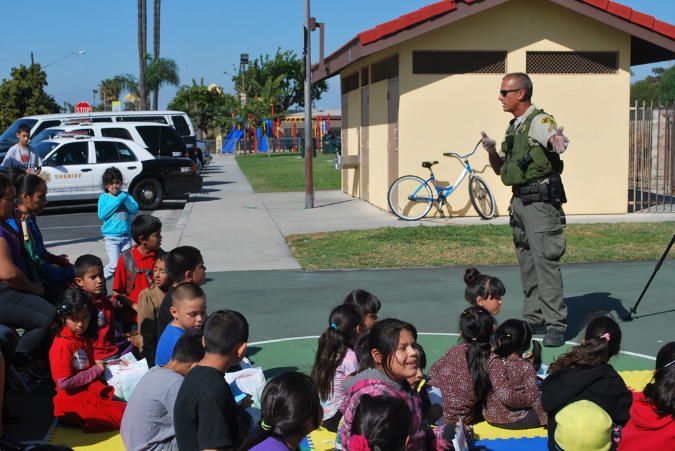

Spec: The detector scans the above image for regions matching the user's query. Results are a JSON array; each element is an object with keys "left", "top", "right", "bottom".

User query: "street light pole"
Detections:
[
  {"left": 304, "top": 0, "right": 314, "bottom": 208},
  {"left": 41, "top": 50, "right": 86, "bottom": 69}
]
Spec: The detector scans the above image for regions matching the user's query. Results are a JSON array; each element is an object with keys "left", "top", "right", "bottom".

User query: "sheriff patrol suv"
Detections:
[{"left": 33, "top": 133, "right": 202, "bottom": 210}]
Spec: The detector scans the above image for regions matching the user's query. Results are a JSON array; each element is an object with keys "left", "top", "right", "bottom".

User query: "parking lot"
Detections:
[{"left": 39, "top": 195, "right": 190, "bottom": 263}]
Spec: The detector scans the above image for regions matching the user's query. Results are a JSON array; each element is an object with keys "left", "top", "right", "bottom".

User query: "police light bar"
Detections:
[
  {"left": 53, "top": 131, "right": 90, "bottom": 139},
  {"left": 61, "top": 118, "right": 92, "bottom": 125}
]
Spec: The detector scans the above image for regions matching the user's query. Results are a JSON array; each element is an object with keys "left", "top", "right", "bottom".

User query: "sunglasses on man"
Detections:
[{"left": 500, "top": 89, "right": 521, "bottom": 97}]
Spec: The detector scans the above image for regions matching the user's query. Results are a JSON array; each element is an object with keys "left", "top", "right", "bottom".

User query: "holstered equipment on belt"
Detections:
[{"left": 513, "top": 183, "right": 550, "bottom": 205}]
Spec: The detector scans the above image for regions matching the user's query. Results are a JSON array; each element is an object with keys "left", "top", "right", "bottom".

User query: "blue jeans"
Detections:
[{"left": 104, "top": 235, "right": 133, "bottom": 279}]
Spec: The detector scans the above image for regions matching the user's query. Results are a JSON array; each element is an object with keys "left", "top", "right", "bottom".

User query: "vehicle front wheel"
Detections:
[{"left": 133, "top": 178, "right": 164, "bottom": 210}]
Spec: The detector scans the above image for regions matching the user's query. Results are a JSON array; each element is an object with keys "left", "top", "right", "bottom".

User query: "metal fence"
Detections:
[
  {"left": 629, "top": 101, "right": 675, "bottom": 212},
  {"left": 208, "top": 137, "right": 341, "bottom": 156}
]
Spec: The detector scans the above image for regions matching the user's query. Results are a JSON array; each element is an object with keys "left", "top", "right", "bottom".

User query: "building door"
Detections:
[
  {"left": 341, "top": 93, "right": 348, "bottom": 191},
  {"left": 361, "top": 87, "right": 369, "bottom": 201},
  {"left": 387, "top": 77, "right": 399, "bottom": 189}
]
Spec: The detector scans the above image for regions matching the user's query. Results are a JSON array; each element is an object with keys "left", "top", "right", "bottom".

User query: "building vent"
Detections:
[
  {"left": 361, "top": 67, "right": 369, "bottom": 86},
  {"left": 412, "top": 51, "right": 506, "bottom": 74},
  {"left": 526, "top": 51, "right": 618, "bottom": 74},
  {"left": 342, "top": 72, "right": 360, "bottom": 94},
  {"left": 371, "top": 55, "right": 399, "bottom": 83}
]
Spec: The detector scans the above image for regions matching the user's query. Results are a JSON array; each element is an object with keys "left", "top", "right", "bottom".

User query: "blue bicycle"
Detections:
[{"left": 387, "top": 141, "right": 495, "bottom": 220}]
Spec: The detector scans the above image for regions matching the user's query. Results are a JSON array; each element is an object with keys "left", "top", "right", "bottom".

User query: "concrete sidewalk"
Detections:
[{"left": 46, "top": 154, "right": 675, "bottom": 272}]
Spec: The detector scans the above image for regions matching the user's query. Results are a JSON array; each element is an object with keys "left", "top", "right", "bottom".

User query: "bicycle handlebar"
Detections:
[{"left": 443, "top": 139, "right": 482, "bottom": 160}]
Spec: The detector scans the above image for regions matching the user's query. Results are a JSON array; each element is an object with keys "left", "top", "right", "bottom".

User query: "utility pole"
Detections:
[
  {"left": 241, "top": 53, "right": 248, "bottom": 154},
  {"left": 304, "top": 0, "right": 314, "bottom": 208}
]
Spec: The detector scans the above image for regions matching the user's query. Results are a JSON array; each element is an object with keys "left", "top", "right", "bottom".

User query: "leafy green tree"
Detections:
[
  {"left": 659, "top": 66, "right": 675, "bottom": 104},
  {"left": 168, "top": 78, "right": 230, "bottom": 139},
  {"left": 0, "top": 63, "right": 60, "bottom": 130},
  {"left": 228, "top": 48, "right": 328, "bottom": 111},
  {"left": 630, "top": 80, "right": 659, "bottom": 105},
  {"left": 100, "top": 78, "right": 122, "bottom": 109}
]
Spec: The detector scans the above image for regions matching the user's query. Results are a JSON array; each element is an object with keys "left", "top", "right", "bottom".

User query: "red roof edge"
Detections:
[
  {"left": 653, "top": 20, "right": 675, "bottom": 41},
  {"left": 629, "top": 10, "right": 656, "bottom": 29},
  {"left": 605, "top": 1, "right": 632, "bottom": 20},
  {"left": 358, "top": 1, "right": 457, "bottom": 45}
]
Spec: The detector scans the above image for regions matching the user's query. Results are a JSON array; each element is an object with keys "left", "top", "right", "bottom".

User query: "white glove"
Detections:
[
  {"left": 552, "top": 126, "right": 569, "bottom": 154},
  {"left": 481, "top": 131, "right": 497, "bottom": 154}
]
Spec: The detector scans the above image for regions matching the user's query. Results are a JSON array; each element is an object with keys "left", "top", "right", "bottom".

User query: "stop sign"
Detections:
[{"left": 75, "top": 102, "right": 92, "bottom": 113}]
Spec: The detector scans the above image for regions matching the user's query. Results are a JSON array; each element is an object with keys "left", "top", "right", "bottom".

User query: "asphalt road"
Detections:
[{"left": 37, "top": 195, "right": 189, "bottom": 243}]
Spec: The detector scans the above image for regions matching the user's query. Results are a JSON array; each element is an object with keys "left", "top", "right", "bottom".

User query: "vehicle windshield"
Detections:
[
  {"left": 0, "top": 119, "right": 38, "bottom": 144},
  {"left": 30, "top": 128, "right": 65, "bottom": 144},
  {"left": 34, "top": 141, "right": 61, "bottom": 159}
]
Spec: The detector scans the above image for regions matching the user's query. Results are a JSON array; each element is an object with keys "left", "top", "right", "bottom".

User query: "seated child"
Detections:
[
  {"left": 73, "top": 255, "right": 134, "bottom": 360},
  {"left": 618, "top": 341, "right": 675, "bottom": 450},
  {"left": 121, "top": 329, "right": 205, "bottom": 451},
  {"left": 463, "top": 267, "right": 505, "bottom": 316},
  {"left": 112, "top": 215, "right": 162, "bottom": 330},
  {"left": 349, "top": 394, "right": 412, "bottom": 451},
  {"left": 138, "top": 252, "right": 173, "bottom": 366},
  {"left": 486, "top": 319, "right": 547, "bottom": 429},
  {"left": 238, "top": 372, "right": 322, "bottom": 451},
  {"left": 48, "top": 288, "right": 127, "bottom": 432},
  {"left": 541, "top": 316, "right": 632, "bottom": 451},
  {"left": 173, "top": 310, "right": 249, "bottom": 451},
  {"left": 343, "top": 289, "right": 381, "bottom": 331},
  {"left": 311, "top": 304, "right": 364, "bottom": 432},
  {"left": 408, "top": 344, "right": 443, "bottom": 426},
  {"left": 339, "top": 319, "right": 461, "bottom": 450},
  {"left": 429, "top": 307, "right": 496, "bottom": 425},
  {"left": 156, "top": 246, "right": 206, "bottom": 341},
  {"left": 155, "top": 282, "right": 206, "bottom": 367}
]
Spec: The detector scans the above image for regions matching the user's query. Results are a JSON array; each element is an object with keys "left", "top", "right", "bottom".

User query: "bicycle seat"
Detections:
[{"left": 422, "top": 161, "right": 439, "bottom": 168}]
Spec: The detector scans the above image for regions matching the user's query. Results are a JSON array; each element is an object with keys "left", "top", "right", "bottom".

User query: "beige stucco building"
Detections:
[{"left": 313, "top": 0, "right": 675, "bottom": 216}]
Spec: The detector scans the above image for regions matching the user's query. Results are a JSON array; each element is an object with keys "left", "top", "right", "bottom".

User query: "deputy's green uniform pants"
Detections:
[{"left": 511, "top": 196, "right": 567, "bottom": 332}]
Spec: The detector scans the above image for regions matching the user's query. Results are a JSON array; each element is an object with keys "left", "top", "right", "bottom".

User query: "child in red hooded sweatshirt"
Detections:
[
  {"left": 619, "top": 342, "right": 675, "bottom": 450},
  {"left": 49, "top": 288, "right": 127, "bottom": 432}
]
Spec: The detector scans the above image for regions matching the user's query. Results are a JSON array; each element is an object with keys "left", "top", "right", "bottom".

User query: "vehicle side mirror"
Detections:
[{"left": 43, "top": 157, "right": 55, "bottom": 166}]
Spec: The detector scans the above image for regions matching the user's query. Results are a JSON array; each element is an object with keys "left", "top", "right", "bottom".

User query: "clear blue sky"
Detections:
[{"left": 1, "top": 0, "right": 673, "bottom": 112}]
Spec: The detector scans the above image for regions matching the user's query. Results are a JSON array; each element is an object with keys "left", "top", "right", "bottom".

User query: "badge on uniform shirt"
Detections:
[
  {"left": 541, "top": 116, "right": 557, "bottom": 133},
  {"left": 98, "top": 309, "right": 106, "bottom": 328},
  {"left": 73, "top": 348, "right": 88, "bottom": 370}
]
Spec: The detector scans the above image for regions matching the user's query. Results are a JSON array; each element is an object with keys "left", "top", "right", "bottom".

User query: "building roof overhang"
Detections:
[{"left": 312, "top": 0, "right": 675, "bottom": 82}]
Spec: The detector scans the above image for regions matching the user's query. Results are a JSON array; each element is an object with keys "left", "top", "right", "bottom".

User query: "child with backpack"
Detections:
[
  {"left": 98, "top": 167, "right": 138, "bottom": 280},
  {"left": 112, "top": 215, "right": 162, "bottom": 331}
]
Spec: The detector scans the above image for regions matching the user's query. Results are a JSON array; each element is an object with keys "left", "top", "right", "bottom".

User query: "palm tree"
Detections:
[
  {"left": 100, "top": 78, "right": 122, "bottom": 109},
  {"left": 153, "top": 1, "right": 162, "bottom": 109},
  {"left": 145, "top": 57, "right": 179, "bottom": 109},
  {"left": 138, "top": 0, "right": 147, "bottom": 110}
]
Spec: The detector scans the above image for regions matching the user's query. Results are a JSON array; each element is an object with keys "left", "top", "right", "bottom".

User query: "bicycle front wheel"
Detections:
[
  {"left": 388, "top": 175, "right": 434, "bottom": 220},
  {"left": 469, "top": 175, "right": 495, "bottom": 219}
]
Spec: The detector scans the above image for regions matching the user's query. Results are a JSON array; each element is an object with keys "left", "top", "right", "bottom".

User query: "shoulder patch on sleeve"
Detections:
[{"left": 541, "top": 116, "right": 557, "bottom": 133}]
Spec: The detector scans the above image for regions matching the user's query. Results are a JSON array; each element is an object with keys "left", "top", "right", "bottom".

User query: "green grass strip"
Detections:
[
  {"left": 236, "top": 152, "right": 341, "bottom": 193},
  {"left": 286, "top": 222, "right": 675, "bottom": 270}
]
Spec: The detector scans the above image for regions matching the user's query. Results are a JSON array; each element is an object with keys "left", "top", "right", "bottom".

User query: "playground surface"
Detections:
[{"left": 6, "top": 155, "right": 673, "bottom": 449}]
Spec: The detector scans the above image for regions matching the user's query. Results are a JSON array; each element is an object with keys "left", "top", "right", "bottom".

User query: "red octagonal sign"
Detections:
[{"left": 75, "top": 102, "right": 92, "bottom": 113}]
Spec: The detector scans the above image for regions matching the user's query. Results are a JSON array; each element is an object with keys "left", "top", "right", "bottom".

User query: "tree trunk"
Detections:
[
  {"left": 138, "top": 0, "right": 147, "bottom": 110},
  {"left": 152, "top": 0, "right": 161, "bottom": 111}
]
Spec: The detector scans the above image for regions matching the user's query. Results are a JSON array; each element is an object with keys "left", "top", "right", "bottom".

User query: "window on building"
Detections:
[
  {"left": 372, "top": 55, "right": 399, "bottom": 83},
  {"left": 412, "top": 51, "right": 506, "bottom": 74},
  {"left": 342, "top": 72, "right": 360, "bottom": 94},
  {"left": 526, "top": 51, "right": 618, "bottom": 74},
  {"left": 361, "top": 67, "right": 369, "bottom": 87}
]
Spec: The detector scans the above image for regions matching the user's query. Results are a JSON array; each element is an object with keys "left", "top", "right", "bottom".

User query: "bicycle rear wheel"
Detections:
[
  {"left": 388, "top": 175, "right": 434, "bottom": 220},
  {"left": 468, "top": 175, "right": 495, "bottom": 219}
]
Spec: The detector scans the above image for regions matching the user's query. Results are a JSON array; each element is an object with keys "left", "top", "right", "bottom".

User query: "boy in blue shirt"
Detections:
[
  {"left": 98, "top": 167, "right": 138, "bottom": 280},
  {"left": 155, "top": 282, "right": 207, "bottom": 367}
]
